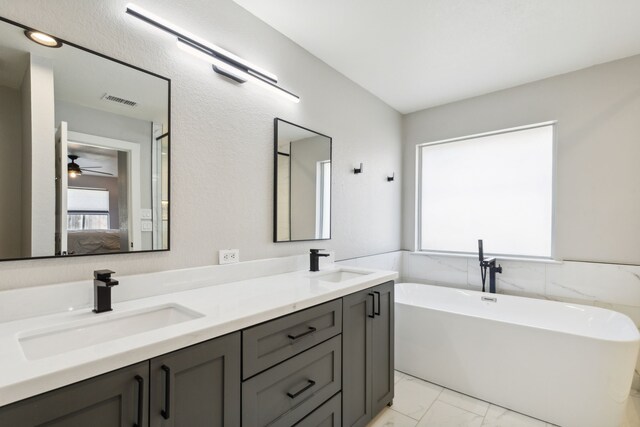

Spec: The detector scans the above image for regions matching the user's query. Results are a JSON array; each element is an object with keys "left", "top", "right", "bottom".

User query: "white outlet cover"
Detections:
[
  {"left": 141, "top": 209, "right": 152, "bottom": 219},
  {"left": 219, "top": 249, "right": 239, "bottom": 265},
  {"left": 141, "top": 220, "right": 153, "bottom": 232}
]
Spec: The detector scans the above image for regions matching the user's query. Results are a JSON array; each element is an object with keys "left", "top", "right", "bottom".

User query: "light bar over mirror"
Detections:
[{"left": 125, "top": 3, "right": 300, "bottom": 103}]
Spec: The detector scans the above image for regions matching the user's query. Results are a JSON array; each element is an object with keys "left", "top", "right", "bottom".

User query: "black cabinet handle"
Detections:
[
  {"left": 161, "top": 365, "right": 171, "bottom": 420},
  {"left": 286, "top": 379, "right": 316, "bottom": 399},
  {"left": 134, "top": 375, "right": 144, "bottom": 427},
  {"left": 287, "top": 326, "right": 317, "bottom": 341},
  {"left": 368, "top": 293, "right": 375, "bottom": 318},
  {"left": 374, "top": 291, "right": 381, "bottom": 316}
]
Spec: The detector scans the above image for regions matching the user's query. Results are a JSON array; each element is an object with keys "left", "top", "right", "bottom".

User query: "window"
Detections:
[
  {"left": 315, "top": 160, "right": 331, "bottom": 239},
  {"left": 417, "top": 122, "right": 554, "bottom": 258},
  {"left": 67, "top": 188, "right": 110, "bottom": 230}
]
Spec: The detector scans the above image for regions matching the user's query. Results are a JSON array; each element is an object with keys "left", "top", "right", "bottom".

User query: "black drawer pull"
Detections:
[
  {"left": 134, "top": 375, "right": 144, "bottom": 427},
  {"left": 286, "top": 379, "right": 316, "bottom": 399},
  {"left": 374, "top": 291, "right": 381, "bottom": 316},
  {"left": 287, "top": 326, "right": 317, "bottom": 341},
  {"left": 368, "top": 293, "right": 375, "bottom": 318},
  {"left": 161, "top": 365, "right": 171, "bottom": 420}
]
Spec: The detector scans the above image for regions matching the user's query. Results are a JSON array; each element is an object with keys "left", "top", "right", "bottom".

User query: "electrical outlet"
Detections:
[{"left": 219, "top": 249, "right": 239, "bottom": 265}]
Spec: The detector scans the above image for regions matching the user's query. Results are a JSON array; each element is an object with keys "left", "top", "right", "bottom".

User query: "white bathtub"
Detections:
[{"left": 395, "top": 283, "right": 640, "bottom": 427}]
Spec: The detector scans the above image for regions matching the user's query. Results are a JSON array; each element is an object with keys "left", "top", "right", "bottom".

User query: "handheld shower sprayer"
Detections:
[{"left": 478, "top": 239, "right": 502, "bottom": 293}]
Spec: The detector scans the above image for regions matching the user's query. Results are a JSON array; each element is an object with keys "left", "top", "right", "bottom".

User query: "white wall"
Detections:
[
  {"left": 403, "top": 54, "right": 640, "bottom": 265},
  {"left": 0, "top": 0, "right": 402, "bottom": 289},
  {"left": 276, "top": 153, "right": 290, "bottom": 240},
  {"left": 0, "top": 86, "right": 23, "bottom": 259},
  {"left": 20, "top": 60, "right": 32, "bottom": 257},
  {"left": 20, "top": 54, "right": 56, "bottom": 258}
]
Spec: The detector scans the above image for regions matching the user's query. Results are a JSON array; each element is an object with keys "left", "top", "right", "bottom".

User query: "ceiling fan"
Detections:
[{"left": 67, "top": 154, "right": 114, "bottom": 178}]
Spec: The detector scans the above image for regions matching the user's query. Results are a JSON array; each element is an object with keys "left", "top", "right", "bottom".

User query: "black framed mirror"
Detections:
[
  {"left": 0, "top": 16, "right": 170, "bottom": 261},
  {"left": 274, "top": 118, "right": 332, "bottom": 242}
]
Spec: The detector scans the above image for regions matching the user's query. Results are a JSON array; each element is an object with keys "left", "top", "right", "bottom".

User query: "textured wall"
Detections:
[
  {"left": 0, "top": 0, "right": 402, "bottom": 289},
  {"left": 403, "top": 54, "right": 640, "bottom": 264}
]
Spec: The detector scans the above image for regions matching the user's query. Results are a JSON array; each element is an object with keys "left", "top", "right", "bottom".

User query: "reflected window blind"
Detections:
[{"left": 68, "top": 188, "right": 109, "bottom": 212}]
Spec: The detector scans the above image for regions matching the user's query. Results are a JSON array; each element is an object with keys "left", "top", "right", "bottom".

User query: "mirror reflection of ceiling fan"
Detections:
[{"left": 67, "top": 154, "right": 114, "bottom": 178}]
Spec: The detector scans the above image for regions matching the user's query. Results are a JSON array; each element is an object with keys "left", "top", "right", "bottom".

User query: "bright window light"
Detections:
[{"left": 418, "top": 123, "right": 555, "bottom": 258}]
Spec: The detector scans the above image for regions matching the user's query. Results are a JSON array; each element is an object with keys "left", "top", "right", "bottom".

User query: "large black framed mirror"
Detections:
[
  {"left": 0, "top": 16, "right": 170, "bottom": 261},
  {"left": 274, "top": 118, "right": 332, "bottom": 242}
]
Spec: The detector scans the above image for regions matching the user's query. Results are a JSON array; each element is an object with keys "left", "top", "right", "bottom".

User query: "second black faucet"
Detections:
[
  {"left": 309, "top": 249, "right": 330, "bottom": 272},
  {"left": 93, "top": 269, "right": 119, "bottom": 313}
]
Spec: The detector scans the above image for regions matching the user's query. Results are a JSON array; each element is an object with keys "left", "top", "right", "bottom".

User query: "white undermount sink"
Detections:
[
  {"left": 18, "top": 304, "right": 204, "bottom": 360},
  {"left": 314, "top": 269, "right": 370, "bottom": 283}
]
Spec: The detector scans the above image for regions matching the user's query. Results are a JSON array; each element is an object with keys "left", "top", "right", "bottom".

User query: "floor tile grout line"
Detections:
[
  {"left": 412, "top": 382, "right": 445, "bottom": 424},
  {"left": 436, "top": 388, "right": 491, "bottom": 418},
  {"left": 399, "top": 370, "right": 491, "bottom": 422},
  {"left": 395, "top": 370, "right": 558, "bottom": 427}
]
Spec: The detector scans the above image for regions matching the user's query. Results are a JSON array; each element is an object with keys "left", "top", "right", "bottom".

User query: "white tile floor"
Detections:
[{"left": 368, "top": 371, "right": 640, "bottom": 427}]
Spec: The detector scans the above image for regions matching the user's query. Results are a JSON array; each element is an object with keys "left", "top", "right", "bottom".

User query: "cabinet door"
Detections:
[
  {"left": 342, "top": 288, "right": 374, "bottom": 427},
  {"left": 150, "top": 332, "right": 241, "bottom": 427},
  {"left": 0, "top": 362, "right": 148, "bottom": 427},
  {"left": 371, "top": 281, "right": 395, "bottom": 414}
]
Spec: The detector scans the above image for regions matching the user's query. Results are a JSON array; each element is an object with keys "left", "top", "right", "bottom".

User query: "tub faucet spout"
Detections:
[{"left": 478, "top": 240, "right": 502, "bottom": 293}]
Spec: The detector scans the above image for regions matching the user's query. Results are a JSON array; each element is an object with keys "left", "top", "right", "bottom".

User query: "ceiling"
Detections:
[
  {"left": 233, "top": 0, "right": 640, "bottom": 114},
  {"left": 0, "top": 18, "right": 168, "bottom": 124},
  {"left": 68, "top": 142, "right": 118, "bottom": 177}
]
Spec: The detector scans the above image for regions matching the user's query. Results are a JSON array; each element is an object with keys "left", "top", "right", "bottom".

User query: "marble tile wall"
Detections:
[{"left": 338, "top": 250, "right": 640, "bottom": 391}]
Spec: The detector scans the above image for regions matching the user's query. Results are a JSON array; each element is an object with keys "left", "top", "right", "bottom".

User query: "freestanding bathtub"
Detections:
[{"left": 395, "top": 283, "right": 640, "bottom": 427}]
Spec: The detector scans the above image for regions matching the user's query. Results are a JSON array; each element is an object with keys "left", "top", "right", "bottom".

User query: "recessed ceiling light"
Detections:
[{"left": 24, "top": 30, "right": 62, "bottom": 48}]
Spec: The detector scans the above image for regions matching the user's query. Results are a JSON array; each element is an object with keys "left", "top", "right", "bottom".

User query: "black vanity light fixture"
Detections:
[
  {"left": 387, "top": 172, "right": 395, "bottom": 182},
  {"left": 354, "top": 163, "right": 364, "bottom": 174},
  {"left": 125, "top": 3, "right": 300, "bottom": 103},
  {"left": 24, "top": 30, "right": 62, "bottom": 48}
]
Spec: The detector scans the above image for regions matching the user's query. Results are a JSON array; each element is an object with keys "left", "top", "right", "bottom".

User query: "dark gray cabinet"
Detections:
[
  {"left": 371, "top": 282, "right": 394, "bottom": 415},
  {"left": 0, "top": 362, "right": 149, "bottom": 427},
  {"left": 243, "top": 299, "right": 342, "bottom": 379},
  {"left": 242, "top": 335, "right": 342, "bottom": 427},
  {"left": 150, "top": 332, "right": 241, "bottom": 427},
  {"left": 295, "top": 392, "right": 342, "bottom": 427},
  {"left": 342, "top": 281, "right": 394, "bottom": 427},
  {"left": 0, "top": 280, "right": 393, "bottom": 427}
]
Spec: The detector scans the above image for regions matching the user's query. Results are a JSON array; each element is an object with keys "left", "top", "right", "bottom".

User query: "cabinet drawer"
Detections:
[
  {"left": 242, "top": 335, "right": 342, "bottom": 427},
  {"left": 294, "top": 393, "right": 342, "bottom": 427},
  {"left": 243, "top": 299, "right": 342, "bottom": 379}
]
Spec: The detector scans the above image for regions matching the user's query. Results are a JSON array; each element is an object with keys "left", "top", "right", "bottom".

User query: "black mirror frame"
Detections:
[
  {"left": 0, "top": 15, "right": 171, "bottom": 262},
  {"left": 273, "top": 118, "right": 332, "bottom": 243}
]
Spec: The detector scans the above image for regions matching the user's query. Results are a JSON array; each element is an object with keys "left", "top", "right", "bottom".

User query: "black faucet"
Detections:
[
  {"left": 478, "top": 240, "right": 502, "bottom": 294},
  {"left": 93, "top": 269, "right": 119, "bottom": 313},
  {"left": 309, "top": 249, "right": 330, "bottom": 272}
]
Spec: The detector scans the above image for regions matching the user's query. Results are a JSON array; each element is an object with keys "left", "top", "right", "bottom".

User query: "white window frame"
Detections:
[
  {"left": 67, "top": 187, "right": 111, "bottom": 230},
  {"left": 414, "top": 121, "right": 558, "bottom": 261}
]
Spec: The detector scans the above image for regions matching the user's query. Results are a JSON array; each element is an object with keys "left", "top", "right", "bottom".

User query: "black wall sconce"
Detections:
[
  {"left": 354, "top": 163, "right": 364, "bottom": 174},
  {"left": 387, "top": 173, "right": 395, "bottom": 182}
]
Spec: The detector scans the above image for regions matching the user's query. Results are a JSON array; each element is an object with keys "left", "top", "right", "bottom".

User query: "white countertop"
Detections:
[{"left": 0, "top": 264, "right": 397, "bottom": 406}]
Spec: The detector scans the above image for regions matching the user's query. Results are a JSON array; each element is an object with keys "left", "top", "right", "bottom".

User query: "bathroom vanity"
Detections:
[{"left": 0, "top": 263, "right": 396, "bottom": 426}]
